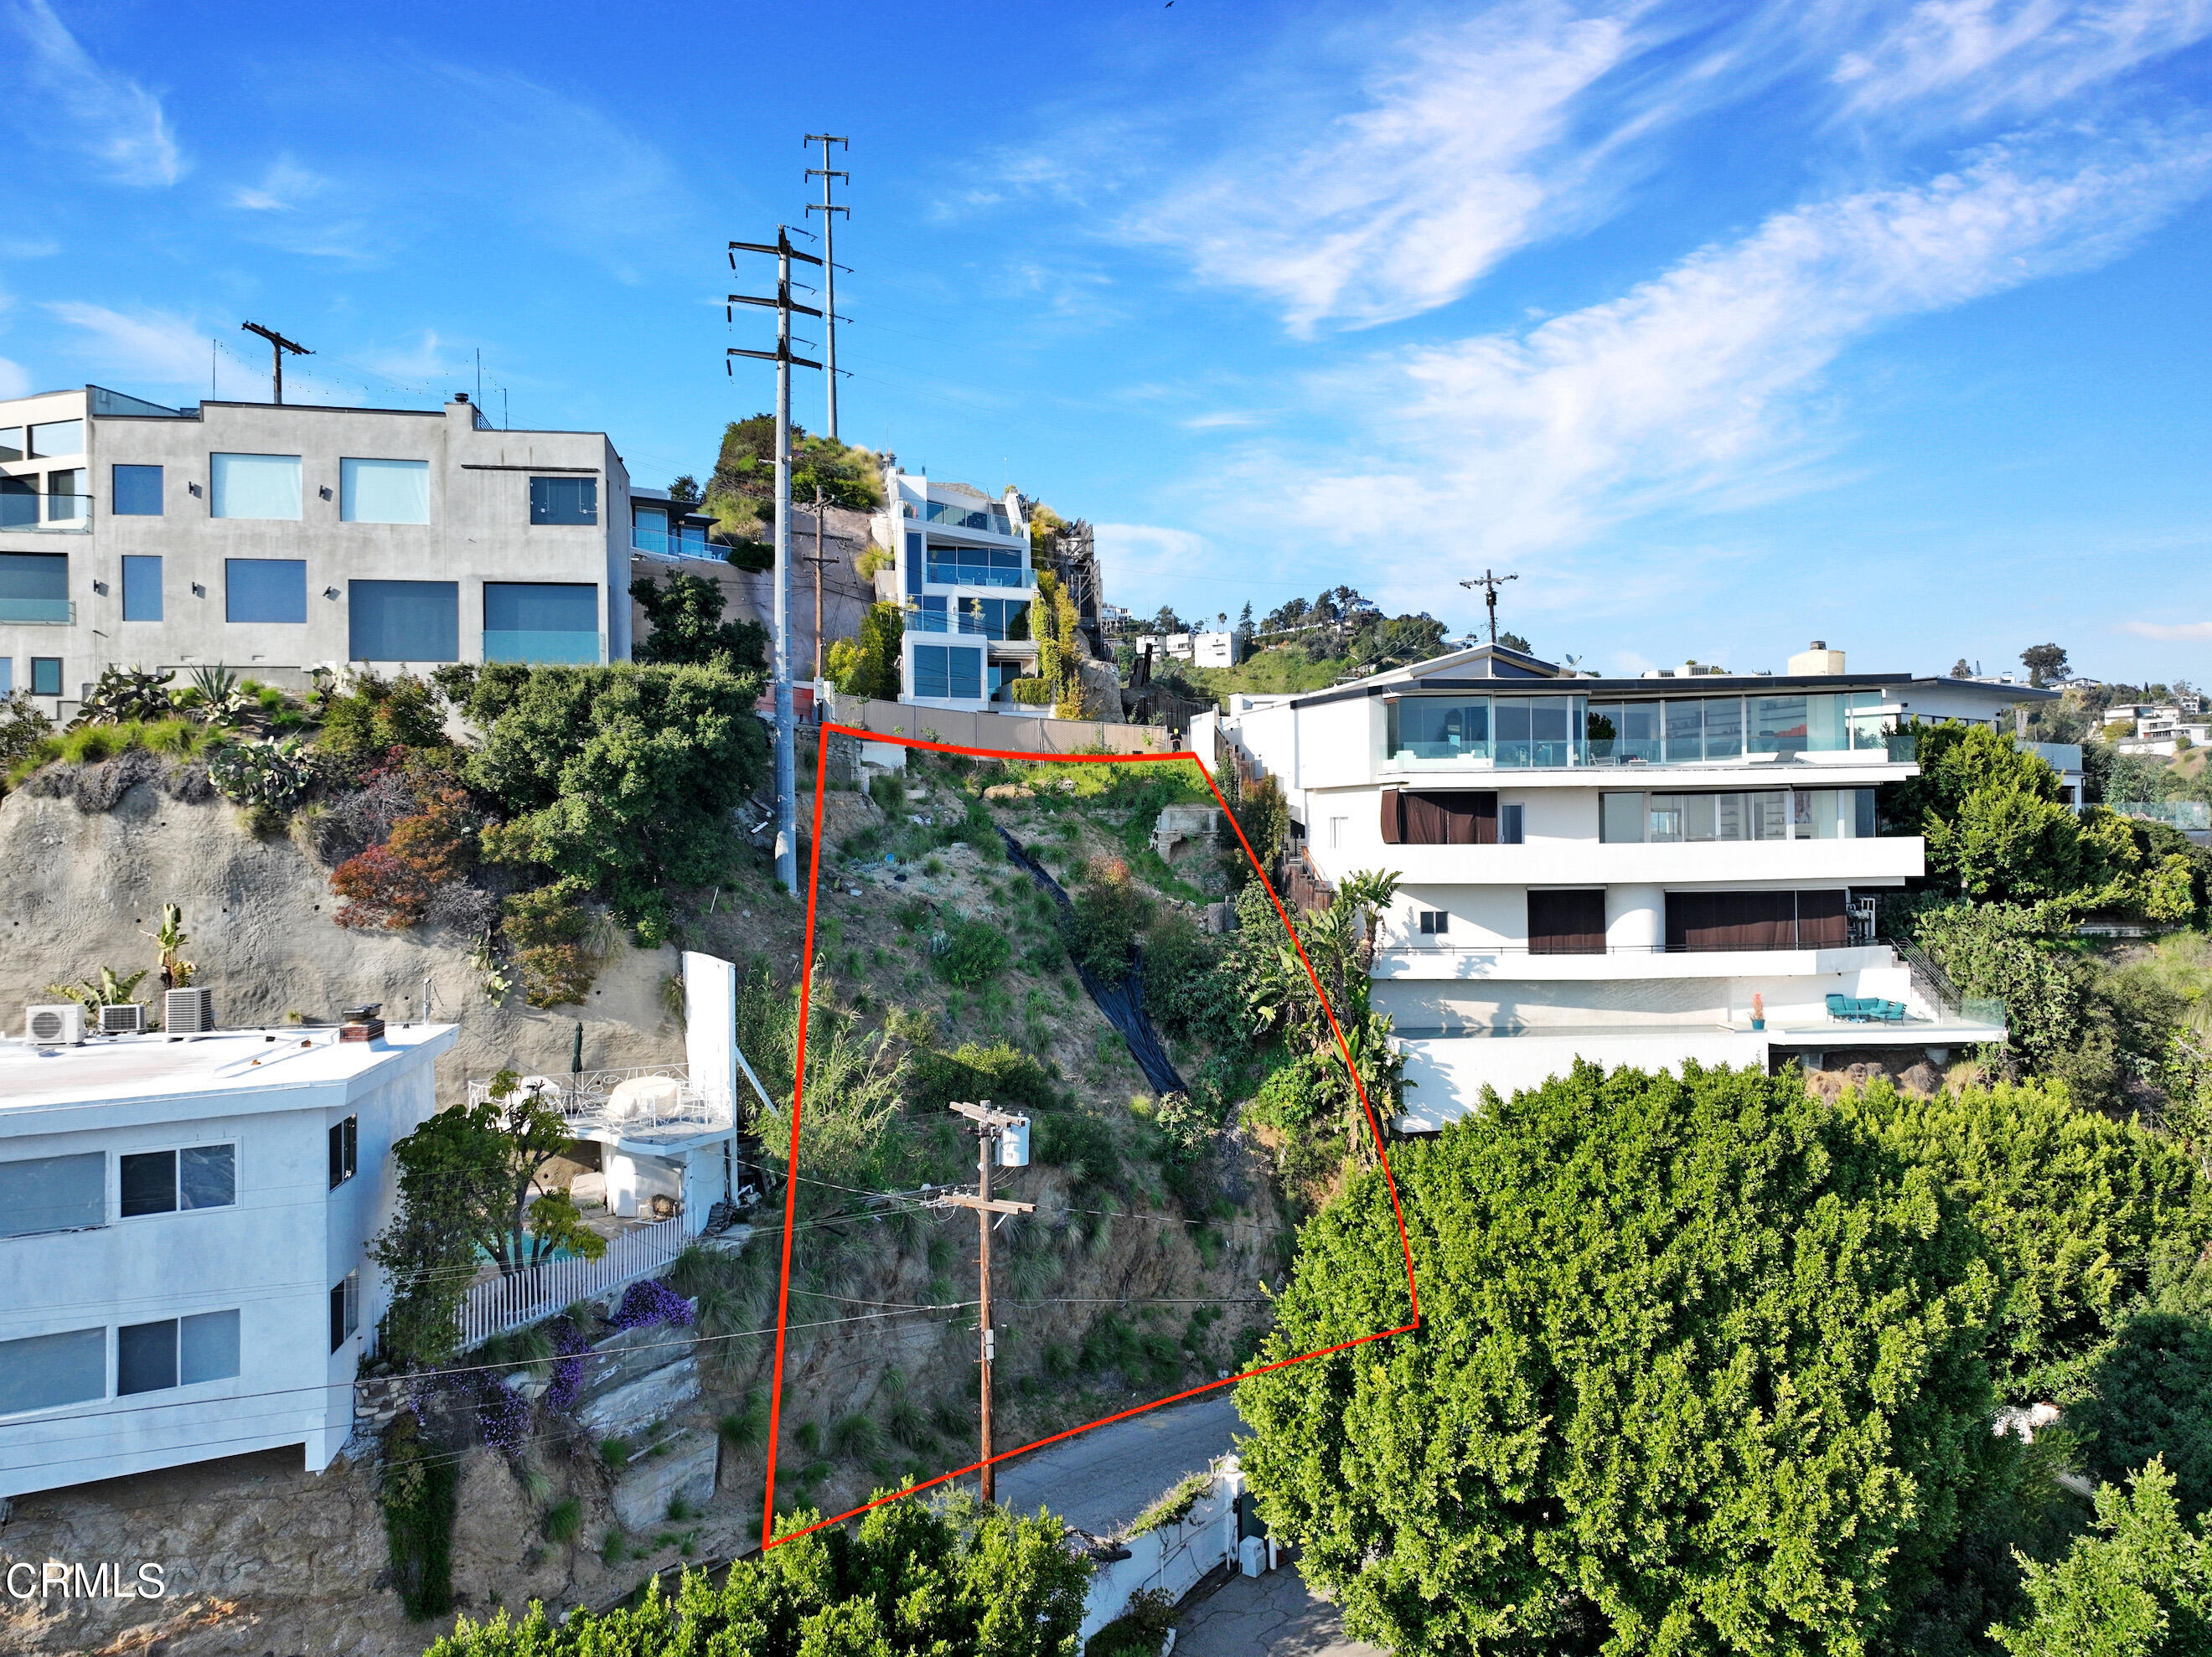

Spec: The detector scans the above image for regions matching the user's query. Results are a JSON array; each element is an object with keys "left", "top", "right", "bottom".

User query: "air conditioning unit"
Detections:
[
  {"left": 27, "top": 1004, "right": 85, "bottom": 1045},
  {"left": 165, "top": 987, "right": 215, "bottom": 1034},
  {"left": 99, "top": 1003, "right": 147, "bottom": 1035}
]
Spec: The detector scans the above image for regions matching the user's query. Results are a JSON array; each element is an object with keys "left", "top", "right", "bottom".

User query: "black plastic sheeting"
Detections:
[{"left": 999, "top": 825, "right": 1187, "bottom": 1097}]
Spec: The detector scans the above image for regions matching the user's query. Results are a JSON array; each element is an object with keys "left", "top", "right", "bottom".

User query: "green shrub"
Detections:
[
  {"left": 502, "top": 880, "right": 598, "bottom": 1008},
  {"left": 541, "top": 1498, "right": 583, "bottom": 1543},
  {"left": 830, "top": 1412, "right": 881, "bottom": 1459},
  {"left": 908, "top": 1040, "right": 1057, "bottom": 1116},
  {"left": 1144, "top": 914, "right": 1242, "bottom": 1047},
  {"left": 1085, "top": 1587, "right": 1176, "bottom": 1656},
  {"left": 935, "top": 918, "right": 1011, "bottom": 988},
  {"left": 381, "top": 1412, "right": 458, "bottom": 1619},
  {"left": 1068, "top": 859, "right": 1150, "bottom": 984},
  {"left": 1007, "top": 677, "right": 1054, "bottom": 706},
  {"left": 597, "top": 1437, "right": 633, "bottom": 1470},
  {"left": 320, "top": 669, "right": 449, "bottom": 763}
]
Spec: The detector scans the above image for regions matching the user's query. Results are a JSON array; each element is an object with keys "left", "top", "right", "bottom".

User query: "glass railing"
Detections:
[
  {"left": 923, "top": 559, "right": 1029, "bottom": 589},
  {"left": 631, "top": 524, "right": 716, "bottom": 560},
  {"left": 0, "top": 596, "right": 74, "bottom": 624},
  {"left": 483, "top": 630, "right": 603, "bottom": 665},
  {"left": 911, "top": 607, "right": 987, "bottom": 636},
  {"left": 0, "top": 492, "right": 92, "bottom": 530},
  {"left": 921, "top": 500, "right": 1013, "bottom": 534}
]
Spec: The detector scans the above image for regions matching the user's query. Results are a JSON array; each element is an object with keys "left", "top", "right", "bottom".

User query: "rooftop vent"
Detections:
[{"left": 1787, "top": 641, "right": 1848, "bottom": 677}]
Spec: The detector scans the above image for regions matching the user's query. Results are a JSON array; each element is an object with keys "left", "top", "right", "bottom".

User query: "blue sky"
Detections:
[{"left": 2, "top": 0, "right": 2207, "bottom": 682}]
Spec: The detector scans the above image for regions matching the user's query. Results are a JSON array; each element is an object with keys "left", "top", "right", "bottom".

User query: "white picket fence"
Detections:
[{"left": 457, "top": 1209, "right": 703, "bottom": 1350}]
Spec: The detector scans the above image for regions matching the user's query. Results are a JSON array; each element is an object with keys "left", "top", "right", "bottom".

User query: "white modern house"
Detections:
[
  {"left": 873, "top": 463, "right": 1036, "bottom": 711},
  {"left": 1208, "top": 640, "right": 2056, "bottom": 1131},
  {"left": 1, "top": 385, "right": 635, "bottom": 719},
  {"left": 0, "top": 1018, "right": 455, "bottom": 1499}
]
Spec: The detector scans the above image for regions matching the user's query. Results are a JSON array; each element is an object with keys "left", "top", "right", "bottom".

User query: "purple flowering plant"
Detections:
[{"left": 612, "top": 1278, "right": 695, "bottom": 1333}]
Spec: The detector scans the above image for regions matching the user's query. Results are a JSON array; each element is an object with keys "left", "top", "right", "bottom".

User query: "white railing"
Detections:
[
  {"left": 457, "top": 1209, "right": 702, "bottom": 1350},
  {"left": 468, "top": 1065, "right": 736, "bottom": 1139}
]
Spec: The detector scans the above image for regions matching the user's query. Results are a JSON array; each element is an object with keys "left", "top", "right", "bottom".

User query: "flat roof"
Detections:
[{"left": 0, "top": 1025, "right": 455, "bottom": 1115}]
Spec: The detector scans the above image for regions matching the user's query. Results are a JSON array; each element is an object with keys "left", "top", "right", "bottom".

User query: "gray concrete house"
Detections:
[{"left": 1, "top": 385, "right": 633, "bottom": 715}]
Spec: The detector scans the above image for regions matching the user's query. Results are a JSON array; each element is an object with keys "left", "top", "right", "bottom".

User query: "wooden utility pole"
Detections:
[
  {"left": 240, "top": 322, "right": 311, "bottom": 405},
  {"left": 938, "top": 1101, "right": 1032, "bottom": 1503},
  {"left": 1458, "top": 568, "right": 1519, "bottom": 644}
]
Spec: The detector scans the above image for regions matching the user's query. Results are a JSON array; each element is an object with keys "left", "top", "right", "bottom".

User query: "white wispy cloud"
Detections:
[
  {"left": 1835, "top": 0, "right": 2212, "bottom": 121},
  {"left": 1213, "top": 122, "right": 2212, "bottom": 608},
  {"left": 230, "top": 157, "right": 329, "bottom": 212},
  {"left": 3, "top": 0, "right": 183, "bottom": 185},
  {"left": 2119, "top": 618, "right": 2212, "bottom": 641},
  {"left": 45, "top": 302, "right": 211, "bottom": 381},
  {"left": 0, "top": 357, "right": 29, "bottom": 399},
  {"left": 1128, "top": 2, "right": 1647, "bottom": 333}
]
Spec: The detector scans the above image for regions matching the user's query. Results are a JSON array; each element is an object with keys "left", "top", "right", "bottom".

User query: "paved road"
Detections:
[
  {"left": 990, "top": 1393, "right": 1242, "bottom": 1536},
  {"left": 1175, "top": 1553, "right": 1389, "bottom": 1657}
]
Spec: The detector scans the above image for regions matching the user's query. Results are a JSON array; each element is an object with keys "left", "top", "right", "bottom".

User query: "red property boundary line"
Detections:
[{"left": 759, "top": 725, "right": 1424, "bottom": 1549}]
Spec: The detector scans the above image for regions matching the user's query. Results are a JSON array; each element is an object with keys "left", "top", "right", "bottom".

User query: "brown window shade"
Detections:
[
  {"left": 1664, "top": 890, "right": 1845, "bottom": 951},
  {"left": 1796, "top": 889, "right": 1848, "bottom": 947},
  {"left": 1400, "top": 790, "right": 1497, "bottom": 846},
  {"left": 1528, "top": 888, "right": 1606, "bottom": 955},
  {"left": 1380, "top": 788, "right": 1402, "bottom": 844}
]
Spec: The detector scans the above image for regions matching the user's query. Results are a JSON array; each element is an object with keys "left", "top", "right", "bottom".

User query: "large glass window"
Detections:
[
  {"left": 1751, "top": 693, "right": 1848, "bottom": 755},
  {"left": 120, "top": 1144, "right": 235, "bottom": 1216},
  {"left": 483, "top": 581, "right": 599, "bottom": 663},
  {"left": 118, "top": 1310, "right": 240, "bottom": 1396},
  {"left": 30, "top": 657, "right": 62, "bottom": 696},
  {"left": 0, "top": 1328, "right": 106, "bottom": 1416},
  {"left": 113, "top": 464, "right": 163, "bottom": 515},
  {"left": 0, "top": 476, "right": 34, "bottom": 528},
  {"left": 1702, "top": 697, "right": 1744, "bottom": 759},
  {"left": 210, "top": 453, "right": 302, "bottom": 520},
  {"left": 121, "top": 555, "right": 162, "bottom": 622},
  {"left": 912, "top": 643, "right": 984, "bottom": 699},
  {"left": 225, "top": 558, "right": 307, "bottom": 623},
  {"left": 1387, "top": 697, "right": 1491, "bottom": 763},
  {"left": 0, "top": 1151, "right": 104, "bottom": 1236},
  {"left": 28, "top": 419, "right": 83, "bottom": 457},
  {"left": 1588, "top": 701, "right": 1661, "bottom": 763},
  {"left": 349, "top": 580, "right": 458, "bottom": 662},
  {"left": 46, "top": 468, "right": 84, "bottom": 521},
  {"left": 1495, "top": 696, "right": 1579, "bottom": 767},
  {"left": 923, "top": 541, "right": 1026, "bottom": 587},
  {"left": 0, "top": 425, "right": 21, "bottom": 461},
  {"left": 0, "top": 551, "right": 70, "bottom": 622},
  {"left": 1600, "top": 792, "right": 1643, "bottom": 843},
  {"left": 528, "top": 475, "right": 597, "bottom": 525},
  {"left": 341, "top": 457, "right": 431, "bottom": 524}
]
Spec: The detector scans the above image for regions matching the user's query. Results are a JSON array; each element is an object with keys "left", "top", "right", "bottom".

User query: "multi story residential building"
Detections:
[
  {"left": 0, "top": 1018, "right": 454, "bottom": 1499},
  {"left": 1, "top": 385, "right": 634, "bottom": 716},
  {"left": 1209, "top": 641, "right": 2054, "bottom": 1131},
  {"left": 874, "top": 464, "right": 1036, "bottom": 711}
]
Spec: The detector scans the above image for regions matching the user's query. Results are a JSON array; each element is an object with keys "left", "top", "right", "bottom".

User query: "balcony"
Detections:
[
  {"left": 0, "top": 491, "right": 92, "bottom": 534},
  {"left": 0, "top": 597, "right": 74, "bottom": 624},
  {"left": 631, "top": 524, "right": 716, "bottom": 560},
  {"left": 916, "top": 499, "right": 1015, "bottom": 535}
]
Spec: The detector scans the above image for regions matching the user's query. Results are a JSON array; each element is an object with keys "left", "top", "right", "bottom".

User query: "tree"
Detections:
[
  {"left": 463, "top": 662, "right": 771, "bottom": 942},
  {"left": 1954, "top": 658, "right": 1975, "bottom": 679},
  {"left": 1035, "top": 571, "right": 1085, "bottom": 718},
  {"left": 1993, "top": 1460, "right": 2212, "bottom": 1655},
  {"left": 1237, "top": 601, "right": 1255, "bottom": 642},
  {"left": 2078, "top": 1319, "right": 2212, "bottom": 1517},
  {"left": 1235, "top": 1061, "right": 1998, "bottom": 1657},
  {"left": 1497, "top": 629, "right": 1532, "bottom": 653},
  {"left": 422, "top": 1494, "right": 1091, "bottom": 1656},
  {"left": 629, "top": 570, "right": 768, "bottom": 671},
  {"left": 827, "top": 602, "right": 906, "bottom": 701},
  {"left": 668, "top": 473, "right": 700, "bottom": 505},
  {"left": 1145, "top": 605, "right": 1189, "bottom": 637},
  {"left": 2021, "top": 644, "right": 2070, "bottom": 688}
]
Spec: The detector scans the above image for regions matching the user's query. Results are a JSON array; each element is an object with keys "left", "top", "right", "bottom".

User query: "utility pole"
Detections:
[
  {"left": 240, "top": 322, "right": 311, "bottom": 405},
  {"left": 1458, "top": 568, "right": 1519, "bottom": 644},
  {"left": 804, "top": 134, "right": 850, "bottom": 441},
  {"left": 804, "top": 483, "right": 835, "bottom": 681},
  {"left": 729, "top": 229, "right": 824, "bottom": 896},
  {"left": 938, "top": 1101, "right": 1032, "bottom": 1504}
]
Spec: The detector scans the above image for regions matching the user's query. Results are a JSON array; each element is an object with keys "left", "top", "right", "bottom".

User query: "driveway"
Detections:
[
  {"left": 991, "top": 1393, "right": 1242, "bottom": 1536},
  {"left": 1174, "top": 1553, "right": 1388, "bottom": 1657}
]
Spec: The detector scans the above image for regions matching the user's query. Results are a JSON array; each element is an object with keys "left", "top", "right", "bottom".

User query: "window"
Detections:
[
  {"left": 28, "top": 419, "right": 83, "bottom": 457},
  {"left": 46, "top": 468, "right": 83, "bottom": 520},
  {"left": 341, "top": 457, "right": 431, "bottom": 524},
  {"left": 1494, "top": 696, "right": 1578, "bottom": 767},
  {"left": 1387, "top": 697, "right": 1490, "bottom": 763},
  {"left": 1528, "top": 889, "right": 1606, "bottom": 955},
  {"left": 225, "top": 558, "right": 308, "bottom": 623},
  {"left": 113, "top": 464, "right": 163, "bottom": 515},
  {"left": 1665, "top": 890, "right": 1848, "bottom": 952},
  {"left": 1588, "top": 702, "right": 1662, "bottom": 762},
  {"left": 1328, "top": 816, "right": 1349, "bottom": 849},
  {"left": 528, "top": 475, "right": 597, "bottom": 525},
  {"left": 0, "top": 1151, "right": 104, "bottom": 1236},
  {"left": 329, "top": 1116, "right": 359, "bottom": 1189},
  {"left": 1379, "top": 787, "right": 1497, "bottom": 845},
  {"left": 330, "top": 1272, "right": 359, "bottom": 1351},
  {"left": 1500, "top": 803, "right": 1525, "bottom": 844},
  {"left": 0, "top": 660, "right": 11, "bottom": 693},
  {"left": 30, "top": 657, "right": 62, "bottom": 696},
  {"left": 118, "top": 1310, "right": 240, "bottom": 1396},
  {"left": 1601, "top": 792, "right": 1643, "bottom": 844},
  {"left": 911, "top": 643, "right": 984, "bottom": 699},
  {"left": 1418, "top": 910, "right": 1450, "bottom": 934},
  {"left": 922, "top": 541, "right": 1026, "bottom": 587},
  {"left": 210, "top": 453, "right": 302, "bottom": 520},
  {"left": 0, "top": 477, "right": 34, "bottom": 529},
  {"left": 483, "top": 582, "right": 599, "bottom": 663},
  {"left": 633, "top": 504, "right": 668, "bottom": 550},
  {"left": 0, "top": 425, "right": 21, "bottom": 462},
  {"left": 349, "top": 580, "right": 457, "bottom": 662},
  {"left": 1750, "top": 693, "right": 1849, "bottom": 756},
  {"left": 904, "top": 533, "right": 923, "bottom": 596},
  {"left": 1, "top": 551, "right": 69, "bottom": 620},
  {"left": 119, "top": 1144, "right": 235, "bottom": 1217},
  {"left": 0, "top": 1328, "right": 106, "bottom": 1416},
  {"left": 121, "top": 555, "right": 163, "bottom": 622}
]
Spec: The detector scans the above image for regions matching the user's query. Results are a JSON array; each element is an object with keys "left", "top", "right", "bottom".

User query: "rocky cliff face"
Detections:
[{"left": 0, "top": 776, "right": 684, "bottom": 1092}]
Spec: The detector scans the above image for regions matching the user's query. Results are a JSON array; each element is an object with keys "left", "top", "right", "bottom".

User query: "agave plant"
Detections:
[
  {"left": 183, "top": 665, "right": 255, "bottom": 726},
  {"left": 69, "top": 665, "right": 176, "bottom": 727}
]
